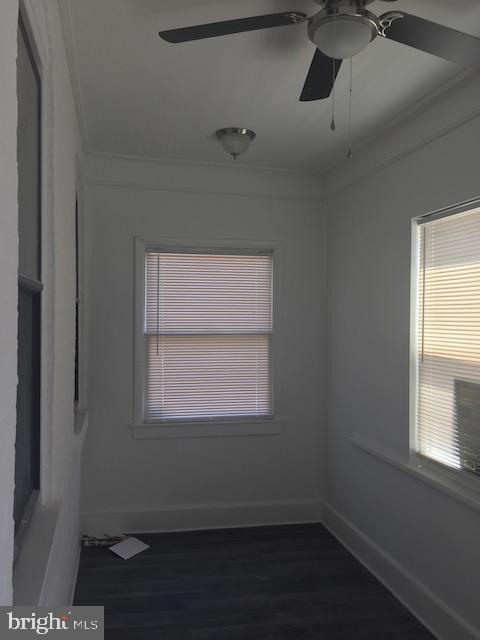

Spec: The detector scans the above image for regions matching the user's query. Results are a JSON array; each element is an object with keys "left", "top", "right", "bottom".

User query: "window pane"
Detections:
[
  {"left": 145, "top": 252, "right": 272, "bottom": 334},
  {"left": 74, "top": 197, "right": 79, "bottom": 404},
  {"left": 145, "top": 334, "right": 272, "bottom": 421},
  {"left": 17, "top": 21, "right": 41, "bottom": 280},
  {"left": 416, "top": 209, "right": 480, "bottom": 475},
  {"left": 15, "top": 19, "right": 42, "bottom": 537},
  {"left": 14, "top": 289, "right": 40, "bottom": 530},
  {"left": 143, "top": 251, "right": 274, "bottom": 421}
]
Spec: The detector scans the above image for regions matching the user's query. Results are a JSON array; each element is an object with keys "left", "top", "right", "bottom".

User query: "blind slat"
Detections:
[
  {"left": 416, "top": 208, "right": 480, "bottom": 476},
  {"left": 144, "top": 251, "right": 273, "bottom": 421}
]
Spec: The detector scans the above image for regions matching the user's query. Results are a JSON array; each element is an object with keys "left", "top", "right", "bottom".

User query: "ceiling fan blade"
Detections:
[
  {"left": 300, "top": 50, "right": 342, "bottom": 102},
  {"left": 159, "top": 12, "right": 307, "bottom": 43},
  {"left": 379, "top": 12, "right": 480, "bottom": 69}
]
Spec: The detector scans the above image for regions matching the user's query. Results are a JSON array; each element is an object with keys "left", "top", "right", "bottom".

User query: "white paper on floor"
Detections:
[{"left": 109, "top": 537, "right": 150, "bottom": 560}]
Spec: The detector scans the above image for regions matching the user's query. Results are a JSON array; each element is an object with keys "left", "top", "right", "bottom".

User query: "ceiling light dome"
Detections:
[
  {"left": 308, "top": 8, "right": 378, "bottom": 59},
  {"left": 216, "top": 128, "right": 256, "bottom": 160}
]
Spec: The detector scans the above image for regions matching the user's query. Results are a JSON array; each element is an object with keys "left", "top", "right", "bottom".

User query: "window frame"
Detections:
[
  {"left": 74, "top": 195, "right": 80, "bottom": 407},
  {"left": 73, "top": 177, "right": 89, "bottom": 434},
  {"left": 132, "top": 236, "right": 285, "bottom": 438},
  {"left": 14, "top": 12, "right": 43, "bottom": 556},
  {"left": 410, "top": 197, "right": 480, "bottom": 493}
]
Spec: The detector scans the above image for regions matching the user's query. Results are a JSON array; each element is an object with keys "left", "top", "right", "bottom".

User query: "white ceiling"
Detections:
[{"left": 62, "top": 0, "right": 480, "bottom": 173}]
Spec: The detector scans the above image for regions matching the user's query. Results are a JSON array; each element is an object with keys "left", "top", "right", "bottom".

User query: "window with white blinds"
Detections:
[
  {"left": 415, "top": 206, "right": 480, "bottom": 477},
  {"left": 143, "top": 250, "right": 273, "bottom": 422}
]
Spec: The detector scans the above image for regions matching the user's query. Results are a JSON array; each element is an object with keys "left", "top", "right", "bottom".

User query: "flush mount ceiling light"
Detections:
[
  {"left": 216, "top": 127, "right": 256, "bottom": 160},
  {"left": 307, "top": 5, "right": 378, "bottom": 59}
]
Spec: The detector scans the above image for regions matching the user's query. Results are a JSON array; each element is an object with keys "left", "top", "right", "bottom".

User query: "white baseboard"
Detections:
[
  {"left": 324, "top": 504, "right": 480, "bottom": 640},
  {"left": 81, "top": 499, "right": 323, "bottom": 537}
]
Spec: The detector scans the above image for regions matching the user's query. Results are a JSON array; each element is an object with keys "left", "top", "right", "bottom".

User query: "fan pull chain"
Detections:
[
  {"left": 330, "top": 4, "right": 337, "bottom": 131},
  {"left": 347, "top": 57, "right": 353, "bottom": 158}
]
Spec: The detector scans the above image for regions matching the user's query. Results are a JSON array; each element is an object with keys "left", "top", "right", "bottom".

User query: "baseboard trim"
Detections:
[
  {"left": 324, "top": 504, "right": 479, "bottom": 640},
  {"left": 81, "top": 499, "right": 323, "bottom": 537}
]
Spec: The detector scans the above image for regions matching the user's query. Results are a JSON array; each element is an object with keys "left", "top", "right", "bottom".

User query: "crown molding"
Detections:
[
  {"left": 324, "top": 70, "right": 480, "bottom": 199},
  {"left": 84, "top": 178, "right": 325, "bottom": 202},
  {"left": 86, "top": 149, "right": 322, "bottom": 179},
  {"left": 75, "top": 69, "right": 478, "bottom": 204},
  {"left": 324, "top": 69, "right": 471, "bottom": 175},
  {"left": 81, "top": 152, "right": 326, "bottom": 202}
]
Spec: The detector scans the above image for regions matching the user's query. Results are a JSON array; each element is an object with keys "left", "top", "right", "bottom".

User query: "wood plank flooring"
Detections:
[{"left": 74, "top": 523, "right": 436, "bottom": 639}]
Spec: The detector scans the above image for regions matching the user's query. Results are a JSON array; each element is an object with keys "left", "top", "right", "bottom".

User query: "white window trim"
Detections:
[
  {"left": 409, "top": 196, "right": 480, "bottom": 497},
  {"left": 74, "top": 158, "right": 89, "bottom": 434},
  {"left": 19, "top": 0, "right": 54, "bottom": 508},
  {"left": 132, "top": 235, "right": 285, "bottom": 439}
]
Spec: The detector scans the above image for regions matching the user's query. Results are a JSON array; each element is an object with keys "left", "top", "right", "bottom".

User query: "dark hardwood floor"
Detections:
[{"left": 74, "top": 523, "right": 436, "bottom": 639}]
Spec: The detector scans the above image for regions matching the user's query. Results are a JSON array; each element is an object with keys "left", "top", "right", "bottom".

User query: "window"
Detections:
[
  {"left": 142, "top": 249, "right": 273, "bottom": 422},
  {"left": 74, "top": 195, "right": 79, "bottom": 406},
  {"left": 414, "top": 204, "right": 480, "bottom": 477},
  {"left": 14, "top": 17, "right": 42, "bottom": 536}
]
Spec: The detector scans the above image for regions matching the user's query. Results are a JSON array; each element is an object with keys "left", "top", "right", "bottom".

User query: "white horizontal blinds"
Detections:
[
  {"left": 416, "top": 208, "right": 480, "bottom": 475},
  {"left": 145, "top": 252, "right": 272, "bottom": 334},
  {"left": 144, "top": 251, "right": 273, "bottom": 421},
  {"left": 145, "top": 334, "right": 271, "bottom": 420}
]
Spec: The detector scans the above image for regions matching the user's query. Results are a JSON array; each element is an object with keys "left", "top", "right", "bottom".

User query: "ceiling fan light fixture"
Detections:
[
  {"left": 216, "top": 127, "right": 256, "bottom": 160},
  {"left": 308, "top": 10, "right": 378, "bottom": 59}
]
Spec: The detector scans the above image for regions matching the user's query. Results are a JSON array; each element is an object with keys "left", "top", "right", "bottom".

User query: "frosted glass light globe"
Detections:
[
  {"left": 309, "top": 13, "right": 378, "bottom": 59},
  {"left": 216, "top": 128, "right": 256, "bottom": 160}
]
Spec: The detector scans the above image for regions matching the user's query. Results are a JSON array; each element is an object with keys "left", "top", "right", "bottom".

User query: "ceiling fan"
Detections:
[{"left": 159, "top": 0, "right": 480, "bottom": 102}]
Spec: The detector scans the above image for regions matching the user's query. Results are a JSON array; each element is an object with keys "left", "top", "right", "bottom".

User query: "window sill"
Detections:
[
  {"left": 350, "top": 434, "right": 480, "bottom": 514},
  {"left": 129, "top": 419, "right": 285, "bottom": 440}
]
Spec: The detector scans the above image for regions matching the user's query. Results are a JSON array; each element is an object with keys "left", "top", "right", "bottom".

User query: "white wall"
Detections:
[
  {"left": 81, "top": 154, "right": 326, "bottom": 534},
  {"left": 0, "top": 0, "right": 20, "bottom": 606},
  {"left": 325, "top": 72, "right": 480, "bottom": 640},
  {"left": 5, "top": 0, "right": 84, "bottom": 606}
]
